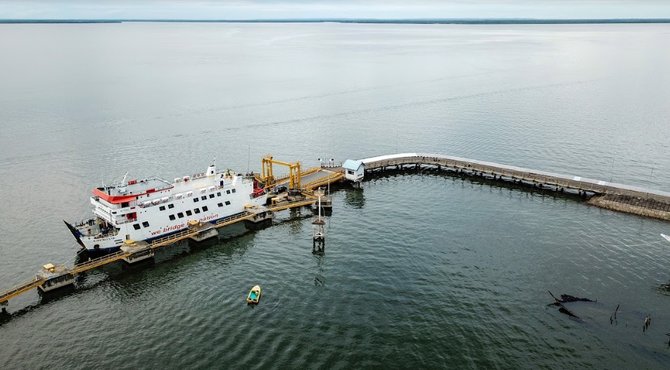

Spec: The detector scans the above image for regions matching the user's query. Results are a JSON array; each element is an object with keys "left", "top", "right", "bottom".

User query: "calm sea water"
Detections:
[{"left": 1, "top": 23, "right": 670, "bottom": 369}]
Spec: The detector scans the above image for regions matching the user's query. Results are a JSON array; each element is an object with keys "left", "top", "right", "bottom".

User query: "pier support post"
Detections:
[
  {"left": 37, "top": 264, "right": 75, "bottom": 293},
  {"left": 312, "top": 196, "right": 326, "bottom": 255},
  {"left": 313, "top": 232, "right": 325, "bottom": 255},
  {"left": 121, "top": 242, "right": 155, "bottom": 264},
  {"left": 244, "top": 210, "right": 274, "bottom": 230}
]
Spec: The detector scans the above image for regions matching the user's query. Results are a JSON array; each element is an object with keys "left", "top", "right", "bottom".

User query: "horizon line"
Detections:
[{"left": 2, "top": 18, "right": 670, "bottom": 25}]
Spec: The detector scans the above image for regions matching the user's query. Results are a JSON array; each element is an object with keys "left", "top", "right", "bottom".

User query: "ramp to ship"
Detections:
[{"left": 270, "top": 167, "right": 343, "bottom": 192}]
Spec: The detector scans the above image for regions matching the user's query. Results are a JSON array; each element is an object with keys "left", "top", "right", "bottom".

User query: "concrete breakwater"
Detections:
[{"left": 357, "top": 153, "right": 670, "bottom": 221}]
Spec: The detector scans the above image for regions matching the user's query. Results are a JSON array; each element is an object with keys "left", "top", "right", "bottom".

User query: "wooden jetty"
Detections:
[
  {"left": 4, "top": 151, "right": 670, "bottom": 307},
  {"left": 358, "top": 153, "right": 670, "bottom": 221}
]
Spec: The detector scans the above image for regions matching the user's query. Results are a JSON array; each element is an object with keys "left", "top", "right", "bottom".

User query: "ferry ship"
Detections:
[{"left": 64, "top": 162, "right": 267, "bottom": 256}]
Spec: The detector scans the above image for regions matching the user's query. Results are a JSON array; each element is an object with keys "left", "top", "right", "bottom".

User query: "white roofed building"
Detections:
[{"left": 342, "top": 159, "right": 365, "bottom": 182}]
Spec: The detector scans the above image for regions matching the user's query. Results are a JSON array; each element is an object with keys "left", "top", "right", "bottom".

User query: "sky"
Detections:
[{"left": 2, "top": 0, "right": 670, "bottom": 20}]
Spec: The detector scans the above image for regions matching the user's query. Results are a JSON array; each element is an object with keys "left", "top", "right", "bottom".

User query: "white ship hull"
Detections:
[{"left": 66, "top": 164, "right": 267, "bottom": 255}]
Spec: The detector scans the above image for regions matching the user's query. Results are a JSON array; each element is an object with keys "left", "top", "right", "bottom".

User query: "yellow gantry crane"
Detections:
[{"left": 261, "top": 155, "right": 302, "bottom": 191}]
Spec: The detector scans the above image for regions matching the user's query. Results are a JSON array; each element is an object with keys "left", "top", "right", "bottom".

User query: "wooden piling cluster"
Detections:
[{"left": 360, "top": 153, "right": 670, "bottom": 221}]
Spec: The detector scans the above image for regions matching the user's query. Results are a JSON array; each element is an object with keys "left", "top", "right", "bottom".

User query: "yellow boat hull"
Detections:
[{"left": 247, "top": 285, "right": 261, "bottom": 304}]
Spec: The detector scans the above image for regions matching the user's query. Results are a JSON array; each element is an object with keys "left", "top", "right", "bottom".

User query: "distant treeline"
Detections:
[{"left": 2, "top": 18, "right": 670, "bottom": 24}]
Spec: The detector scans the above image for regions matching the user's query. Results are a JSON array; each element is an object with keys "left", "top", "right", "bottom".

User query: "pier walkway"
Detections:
[
  {"left": 4, "top": 153, "right": 668, "bottom": 307},
  {"left": 359, "top": 153, "right": 670, "bottom": 220}
]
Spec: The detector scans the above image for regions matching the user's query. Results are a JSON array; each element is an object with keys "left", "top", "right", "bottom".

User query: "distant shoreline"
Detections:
[{"left": 1, "top": 18, "right": 670, "bottom": 25}]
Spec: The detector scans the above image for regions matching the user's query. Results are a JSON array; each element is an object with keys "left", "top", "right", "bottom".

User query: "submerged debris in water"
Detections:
[
  {"left": 658, "top": 283, "right": 670, "bottom": 293},
  {"left": 643, "top": 315, "right": 651, "bottom": 333},
  {"left": 560, "top": 294, "right": 596, "bottom": 303},
  {"left": 610, "top": 304, "right": 620, "bottom": 325},
  {"left": 547, "top": 290, "right": 582, "bottom": 320},
  {"left": 558, "top": 306, "right": 580, "bottom": 319}
]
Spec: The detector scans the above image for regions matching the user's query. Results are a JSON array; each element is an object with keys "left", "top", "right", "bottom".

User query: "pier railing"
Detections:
[
  {"left": 360, "top": 153, "right": 670, "bottom": 220},
  {"left": 0, "top": 277, "right": 44, "bottom": 304}
]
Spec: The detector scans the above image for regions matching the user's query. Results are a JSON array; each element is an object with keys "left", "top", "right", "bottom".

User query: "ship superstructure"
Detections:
[{"left": 65, "top": 163, "right": 267, "bottom": 255}]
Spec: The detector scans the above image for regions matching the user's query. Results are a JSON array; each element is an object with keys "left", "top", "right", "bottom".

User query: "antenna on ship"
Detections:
[
  {"left": 121, "top": 172, "right": 128, "bottom": 185},
  {"left": 247, "top": 144, "right": 251, "bottom": 174}
]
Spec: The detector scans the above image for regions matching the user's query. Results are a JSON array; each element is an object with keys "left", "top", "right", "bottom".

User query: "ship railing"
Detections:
[
  {"left": 114, "top": 219, "right": 137, "bottom": 225},
  {"left": 75, "top": 218, "right": 96, "bottom": 227},
  {"left": 93, "top": 230, "right": 120, "bottom": 240}
]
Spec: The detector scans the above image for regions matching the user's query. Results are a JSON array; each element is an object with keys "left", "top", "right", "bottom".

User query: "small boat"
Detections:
[
  {"left": 247, "top": 285, "right": 261, "bottom": 304},
  {"left": 662, "top": 233, "right": 670, "bottom": 243}
]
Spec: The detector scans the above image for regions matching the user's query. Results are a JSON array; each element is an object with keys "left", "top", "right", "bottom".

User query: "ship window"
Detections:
[
  {"left": 159, "top": 206, "right": 166, "bottom": 211},
  {"left": 169, "top": 215, "right": 176, "bottom": 221},
  {"left": 193, "top": 198, "right": 199, "bottom": 203},
  {"left": 218, "top": 203, "right": 223, "bottom": 207},
  {"left": 121, "top": 202, "right": 130, "bottom": 208},
  {"left": 209, "top": 194, "right": 215, "bottom": 199},
  {"left": 186, "top": 210, "right": 192, "bottom": 216},
  {"left": 225, "top": 201, "right": 231, "bottom": 206},
  {"left": 202, "top": 206, "right": 208, "bottom": 212},
  {"left": 217, "top": 192, "right": 221, "bottom": 196},
  {"left": 194, "top": 208, "right": 201, "bottom": 214},
  {"left": 201, "top": 196, "right": 206, "bottom": 201},
  {"left": 232, "top": 189, "right": 236, "bottom": 193},
  {"left": 177, "top": 212, "right": 184, "bottom": 218},
  {"left": 226, "top": 190, "right": 230, "bottom": 194},
  {"left": 133, "top": 224, "right": 141, "bottom": 230},
  {"left": 142, "top": 221, "right": 150, "bottom": 228},
  {"left": 168, "top": 204, "right": 174, "bottom": 209}
]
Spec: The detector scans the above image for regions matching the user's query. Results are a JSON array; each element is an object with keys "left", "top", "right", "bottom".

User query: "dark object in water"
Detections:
[
  {"left": 547, "top": 293, "right": 596, "bottom": 306},
  {"left": 559, "top": 306, "right": 580, "bottom": 319},
  {"left": 643, "top": 315, "right": 651, "bottom": 332},
  {"left": 610, "top": 304, "right": 620, "bottom": 325},
  {"left": 658, "top": 283, "right": 670, "bottom": 292},
  {"left": 560, "top": 294, "right": 596, "bottom": 303},
  {"left": 548, "top": 290, "right": 580, "bottom": 320}
]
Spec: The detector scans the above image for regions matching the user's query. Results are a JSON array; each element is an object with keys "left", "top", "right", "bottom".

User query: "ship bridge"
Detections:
[{"left": 93, "top": 178, "right": 173, "bottom": 205}]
